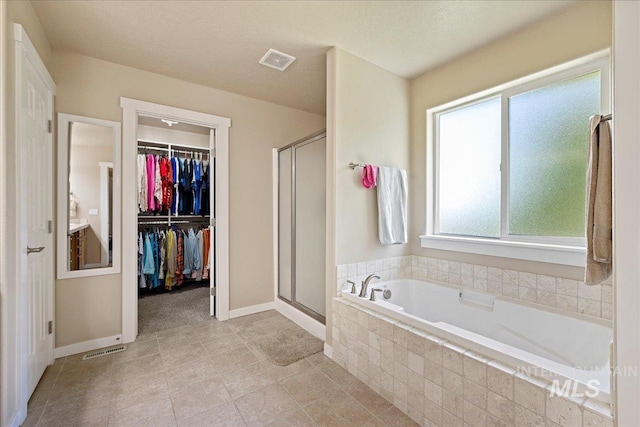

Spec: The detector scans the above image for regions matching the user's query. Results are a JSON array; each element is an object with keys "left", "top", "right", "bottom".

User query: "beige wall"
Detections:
[
  {"left": 334, "top": 47, "right": 411, "bottom": 265},
  {"left": 410, "top": 0, "right": 612, "bottom": 280},
  {"left": 53, "top": 51, "right": 324, "bottom": 347},
  {"left": 326, "top": 47, "right": 410, "bottom": 346}
]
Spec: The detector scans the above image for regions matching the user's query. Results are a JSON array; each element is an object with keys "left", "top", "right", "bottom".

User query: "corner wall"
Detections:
[
  {"left": 410, "top": 0, "right": 612, "bottom": 280},
  {"left": 326, "top": 46, "right": 410, "bottom": 346},
  {"left": 52, "top": 51, "right": 325, "bottom": 347}
]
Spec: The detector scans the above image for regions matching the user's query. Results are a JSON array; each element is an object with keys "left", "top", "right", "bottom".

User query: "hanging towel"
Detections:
[
  {"left": 584, "top": 115, "right": 612, "bottom": 285},
  {"left": 362, "top": 164, "right": 378, "bottom": 189},
  {"left": 377, "top": 166, "right": 408, "bottom": 245}
]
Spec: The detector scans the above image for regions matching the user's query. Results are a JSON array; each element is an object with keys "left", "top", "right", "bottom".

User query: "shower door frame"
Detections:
[{"left": 277, "top": 130, "right": 327, "bottom": 324}]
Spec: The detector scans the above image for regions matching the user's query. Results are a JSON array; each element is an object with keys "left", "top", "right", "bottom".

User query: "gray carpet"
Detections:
[
  {"left": 231, "top": 310, "right": 324, "bottom": 366},
  {"left": 138, "top": 285, "right": 211, "bottom": 335}
]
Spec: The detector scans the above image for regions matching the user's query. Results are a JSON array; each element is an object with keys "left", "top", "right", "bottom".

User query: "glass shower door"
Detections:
[{"left": 277, "top": 132, "right": 326, "bottom": 322}]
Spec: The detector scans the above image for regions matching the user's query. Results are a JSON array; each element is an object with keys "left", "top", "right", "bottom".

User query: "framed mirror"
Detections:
[{"left": 57, "top": 113, "right": 121, "bottom": 279}]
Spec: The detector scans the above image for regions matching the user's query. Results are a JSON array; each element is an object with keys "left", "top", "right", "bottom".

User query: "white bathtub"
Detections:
[{"left": 342, "top": 279, "right": 612, "bottom": 400}]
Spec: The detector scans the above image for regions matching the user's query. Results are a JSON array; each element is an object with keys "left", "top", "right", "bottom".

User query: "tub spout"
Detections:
[{"left": 359, "top": 274, "right": 381, "bottom": 298}]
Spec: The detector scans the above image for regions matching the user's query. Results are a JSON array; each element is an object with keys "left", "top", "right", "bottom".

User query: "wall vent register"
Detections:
[{"left": 81, "top": 345, "right": 127, "bottom": 360}]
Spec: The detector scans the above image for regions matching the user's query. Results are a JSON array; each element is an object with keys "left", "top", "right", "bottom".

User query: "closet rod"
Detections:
[
  {"left": 137, "top": 139, "right": 210, "bottom": 152},
  {"left": 138, "top": 219, "right": 209, "bottom": 225}
]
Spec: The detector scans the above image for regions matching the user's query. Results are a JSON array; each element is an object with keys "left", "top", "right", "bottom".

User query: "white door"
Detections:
[
  {"left": 209, "top": 130, "right": 216, "bottom": 317},
  {"left": 19, "top": 42, "right": 54, "bottom": 397}
]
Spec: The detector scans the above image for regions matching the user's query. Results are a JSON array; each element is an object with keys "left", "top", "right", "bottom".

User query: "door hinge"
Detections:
[
  {"left": 211, "top": 218, "right": 216, "bottom": 227},
  {"left": 47, "top": 220, "right": 52, "bottom": 234},
  {"left": 47, "top": 120, "right": 52, "bottom": 134},
  {"left": 210, "top": 287, "right": 216, "bottom": 296},
  {"left": 47, "top": 320, "right": 53, "bottom": 335}
]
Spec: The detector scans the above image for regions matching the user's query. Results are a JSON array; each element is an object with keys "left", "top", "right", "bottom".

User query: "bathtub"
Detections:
[{"left": 341, "top": 279, "right": 612, "bottom": 401}]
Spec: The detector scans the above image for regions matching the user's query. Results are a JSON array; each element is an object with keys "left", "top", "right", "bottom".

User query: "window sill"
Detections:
[{"left": 419, "top": 234, "right": 586, "bottom": 267}]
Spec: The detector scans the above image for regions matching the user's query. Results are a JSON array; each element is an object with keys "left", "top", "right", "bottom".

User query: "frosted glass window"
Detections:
[
  {"left": 438, "top": 98, "right": 501, "bottom": 237},
  {"left": 509, "top": 72, "right": 600, "bottom": 237}
]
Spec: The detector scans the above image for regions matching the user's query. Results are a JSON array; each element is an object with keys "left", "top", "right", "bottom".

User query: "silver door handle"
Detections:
[{"left": 27, "top": 246, "right": 45, "bottom": 255}]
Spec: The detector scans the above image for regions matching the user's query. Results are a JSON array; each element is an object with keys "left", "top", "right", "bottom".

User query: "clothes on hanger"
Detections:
[
  {"left": 137, "top": 226, "right": 212, "bottom": 290},
  {"left": 138, "top": 149, "right": 210, "bottom": 216}
]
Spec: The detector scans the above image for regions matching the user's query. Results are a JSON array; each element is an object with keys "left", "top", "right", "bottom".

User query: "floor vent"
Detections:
[{"left": 82, "top": 345, "right": 126, "bottom": 360}]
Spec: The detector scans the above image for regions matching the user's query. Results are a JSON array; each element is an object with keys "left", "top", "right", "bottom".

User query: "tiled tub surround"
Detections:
[
  {"left": 331, "top": 298, "right": 614, "bottom": 427},
  {"left": 337, "top": 255, "right": 613, "bottom": 321}
]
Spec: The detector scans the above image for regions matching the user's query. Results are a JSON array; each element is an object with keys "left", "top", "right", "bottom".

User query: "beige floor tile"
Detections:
[
  {"left": 377, "top": 406, "right": 421, "bottom": 427},
  {"left": 158, "top": 330, "right": 201, "bottom": 351},
  {"left": 40, "top": 389, "right": 110, "bottom": 426},
  {"left": 305, "top": 351, "right": 329, "bottom": 366},
  {"left": 156, "top": 324, "right": 195, "bottom": 338},
  {"left": 279, "top": 367, "right": 342, "bottom": 407},
  {"left": 201, "top": 334, "right": 246, "bottom": 356},
  {"left": 177, "top": 402, "right": 246, "bottom": 427},
  {"left": 27, "top": 380, "right": 54, "bottom": 409},
  {"left": 160, "top": 341, "right": 207, "bottom": 366},
  {"left": 362, "top": 417, "right": 388, "bottom": 427},
  {"left": 220, "top": 363, "right": 278, "bottom": 399},
  {"left": 316, "top": 360, "right": 363, "bottom": 391},
  {"left": 348, "top": 381, "right": 394, "bottom": 416},
  {"left": 135, "top": 332, "right": 158, "bottom": 343},
  {"left": 302, "top": 390, "right": 374, "bottom": 427},
  {"left": 192, "top": 320, "right": 234, "bottom": 338},
  {"left": 234, "top": 383, "right": 299, "bottom": 427},
  {"left": 111, "top": 353, "right": 163, "bottom": 383},
  {"left": 268, "top": 358, "right": 313, "bottom": 381},
  {"left": 209, "top": 346, "right": 259, "bottom": 372},
  {"left": 263, "top": 408, "right": 315, "bottom": 427},
  {"left": 47, "top": 381, "right": 111, "bottom": 406},
  {"left": 111, "top": 339, "right": 160, "bottom": 364},
  {"left": 109, "top": 371, "right": 169, "bottom": 411},
  {"left": 38, "top": 363, "right": 64, "bottom": 386},
  {"left": 108, "top": 394, "right": 177, "bottom": 427},
  {"left": 164, "top": 356, "right": 218, "bottom": 392},
  {"left": 55, "top": 364, "right": 113, "bottom": 389},
  {"left": 170, "top": 378, "right": 233, "bottom": 422},
  {"left": 21, "top": 405, "right": 44, "bottom": 427}
]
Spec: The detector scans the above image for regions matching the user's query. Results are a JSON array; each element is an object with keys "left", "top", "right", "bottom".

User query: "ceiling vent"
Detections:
[{"left": 259, "top": 49, "right": 296, "bottom": 71}]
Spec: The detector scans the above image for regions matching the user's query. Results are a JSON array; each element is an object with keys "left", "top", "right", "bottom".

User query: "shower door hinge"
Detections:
[
  {"left": 210, "top": 287, "right": 216, "bottom": 296},
  {"left": 47, "top": 220, "right": 52, "bottom": 234},
  {"left": 47, "top": 120, "right": 52, "bottom": 134},
  {"left": 210, "top": 218, "right": 216, "bottom": 227},
  {"left": 47, "top": 320, "right": 53, "bottom": 335}
]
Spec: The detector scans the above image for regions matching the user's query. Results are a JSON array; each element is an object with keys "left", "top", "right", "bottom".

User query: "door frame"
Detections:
[
  {"left": 120, "top": 97, "right": 231, "bottom": 343},
  {"left": 99, "top": 161, "right": 113, "bottom": 267},
  {"left": 2, "top": 23, "right": 56, "bottom": 427}
]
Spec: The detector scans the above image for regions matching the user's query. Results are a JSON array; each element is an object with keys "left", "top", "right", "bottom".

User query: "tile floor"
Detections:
[{"left": 24, "top": 311, "right": 419, "bottom": 427}]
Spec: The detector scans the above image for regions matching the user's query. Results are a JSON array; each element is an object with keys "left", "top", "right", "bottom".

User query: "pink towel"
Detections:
[{"left": 362, "top": 164, "right": 378, "bottom": 189}]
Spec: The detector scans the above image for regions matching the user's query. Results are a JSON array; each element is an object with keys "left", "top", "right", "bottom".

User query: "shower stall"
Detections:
[{"left": 277, "top": 130, "right": 327, "bottom": 323}]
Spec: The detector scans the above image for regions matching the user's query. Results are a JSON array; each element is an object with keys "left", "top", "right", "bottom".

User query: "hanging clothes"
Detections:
[
  {"left": 146, "top": 154, "right": 156, "bottom": 212},
  {"left": 138, "top": 154, "right": 148, "bottom": 212}
]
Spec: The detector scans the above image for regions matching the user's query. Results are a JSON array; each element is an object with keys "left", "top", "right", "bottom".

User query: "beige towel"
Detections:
[{"left": 584, "top": 115, "right": 612, "bottom": 285}]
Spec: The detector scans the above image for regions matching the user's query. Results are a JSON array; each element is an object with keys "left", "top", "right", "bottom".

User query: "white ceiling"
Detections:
[{"left": 32, "top": 0, "right": 575, "bottom": 115}]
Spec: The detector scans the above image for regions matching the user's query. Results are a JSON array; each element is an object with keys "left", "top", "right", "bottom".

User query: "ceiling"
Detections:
[{"left": 32, "top": 0, "right": 575, "bottom": 115}]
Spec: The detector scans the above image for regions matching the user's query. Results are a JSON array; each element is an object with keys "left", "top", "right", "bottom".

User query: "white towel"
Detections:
[
  {"left": 584, "top": 115, "right": 612, "bottom": 285},
  {"left": 377, "top": 166, "right": 408, "bottom": 245}
]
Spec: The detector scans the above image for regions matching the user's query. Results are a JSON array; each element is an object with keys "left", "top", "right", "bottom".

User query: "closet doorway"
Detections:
[{"left": 121, "top": 98, "right": 230, "bottom": 342}]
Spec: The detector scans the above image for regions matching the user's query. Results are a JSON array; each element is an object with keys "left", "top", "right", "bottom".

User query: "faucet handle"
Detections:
[
  {"left": 347, "top": 280, "right": 357, "bottom": 294},
  {"left": 369, "top": 288, "right": 383, "bottom": 301}
]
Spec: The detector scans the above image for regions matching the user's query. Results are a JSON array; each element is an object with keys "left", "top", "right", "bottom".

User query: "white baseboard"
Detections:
[
  {"left": 274, "top": 298, "right": 326, "bottom": 341},
  {"left": 54, "top": 334, "right": 123, "bottom": 358},
  {"left": 9, "top": 410, "right": 22, "bottom": 427},
  {"left": 323, "top": 343, "right": 333, "bottom": 359},
  {"left": 229, "top": 302, "right": 275, "bottom": 319}
]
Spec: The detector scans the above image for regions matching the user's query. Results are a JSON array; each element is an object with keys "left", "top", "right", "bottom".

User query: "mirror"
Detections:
[{"left": 57, "top": 113, "right": 121, "bottom": 279}]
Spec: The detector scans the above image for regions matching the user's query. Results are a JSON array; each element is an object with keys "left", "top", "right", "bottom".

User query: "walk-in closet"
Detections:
[{"left": 136, "top": 116, "right": 216, "bottom": 334}]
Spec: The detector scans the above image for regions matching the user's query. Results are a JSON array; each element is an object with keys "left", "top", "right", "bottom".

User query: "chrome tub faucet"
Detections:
[{"left": 359, "top": 274, "right": 381, "bottom": 298}]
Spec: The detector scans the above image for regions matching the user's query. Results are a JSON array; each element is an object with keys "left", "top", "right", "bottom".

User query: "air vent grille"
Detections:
[
  {"left": 81, "top": 345, "right": 127, "bottom": 360},
  {"left": 259, "top": 49, "right": 296, "bottom": 71}
]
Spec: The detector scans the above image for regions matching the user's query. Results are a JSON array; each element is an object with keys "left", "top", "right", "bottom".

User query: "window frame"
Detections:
[{"left": 422, "top": 50, "right": 610, "bottom": 267}]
